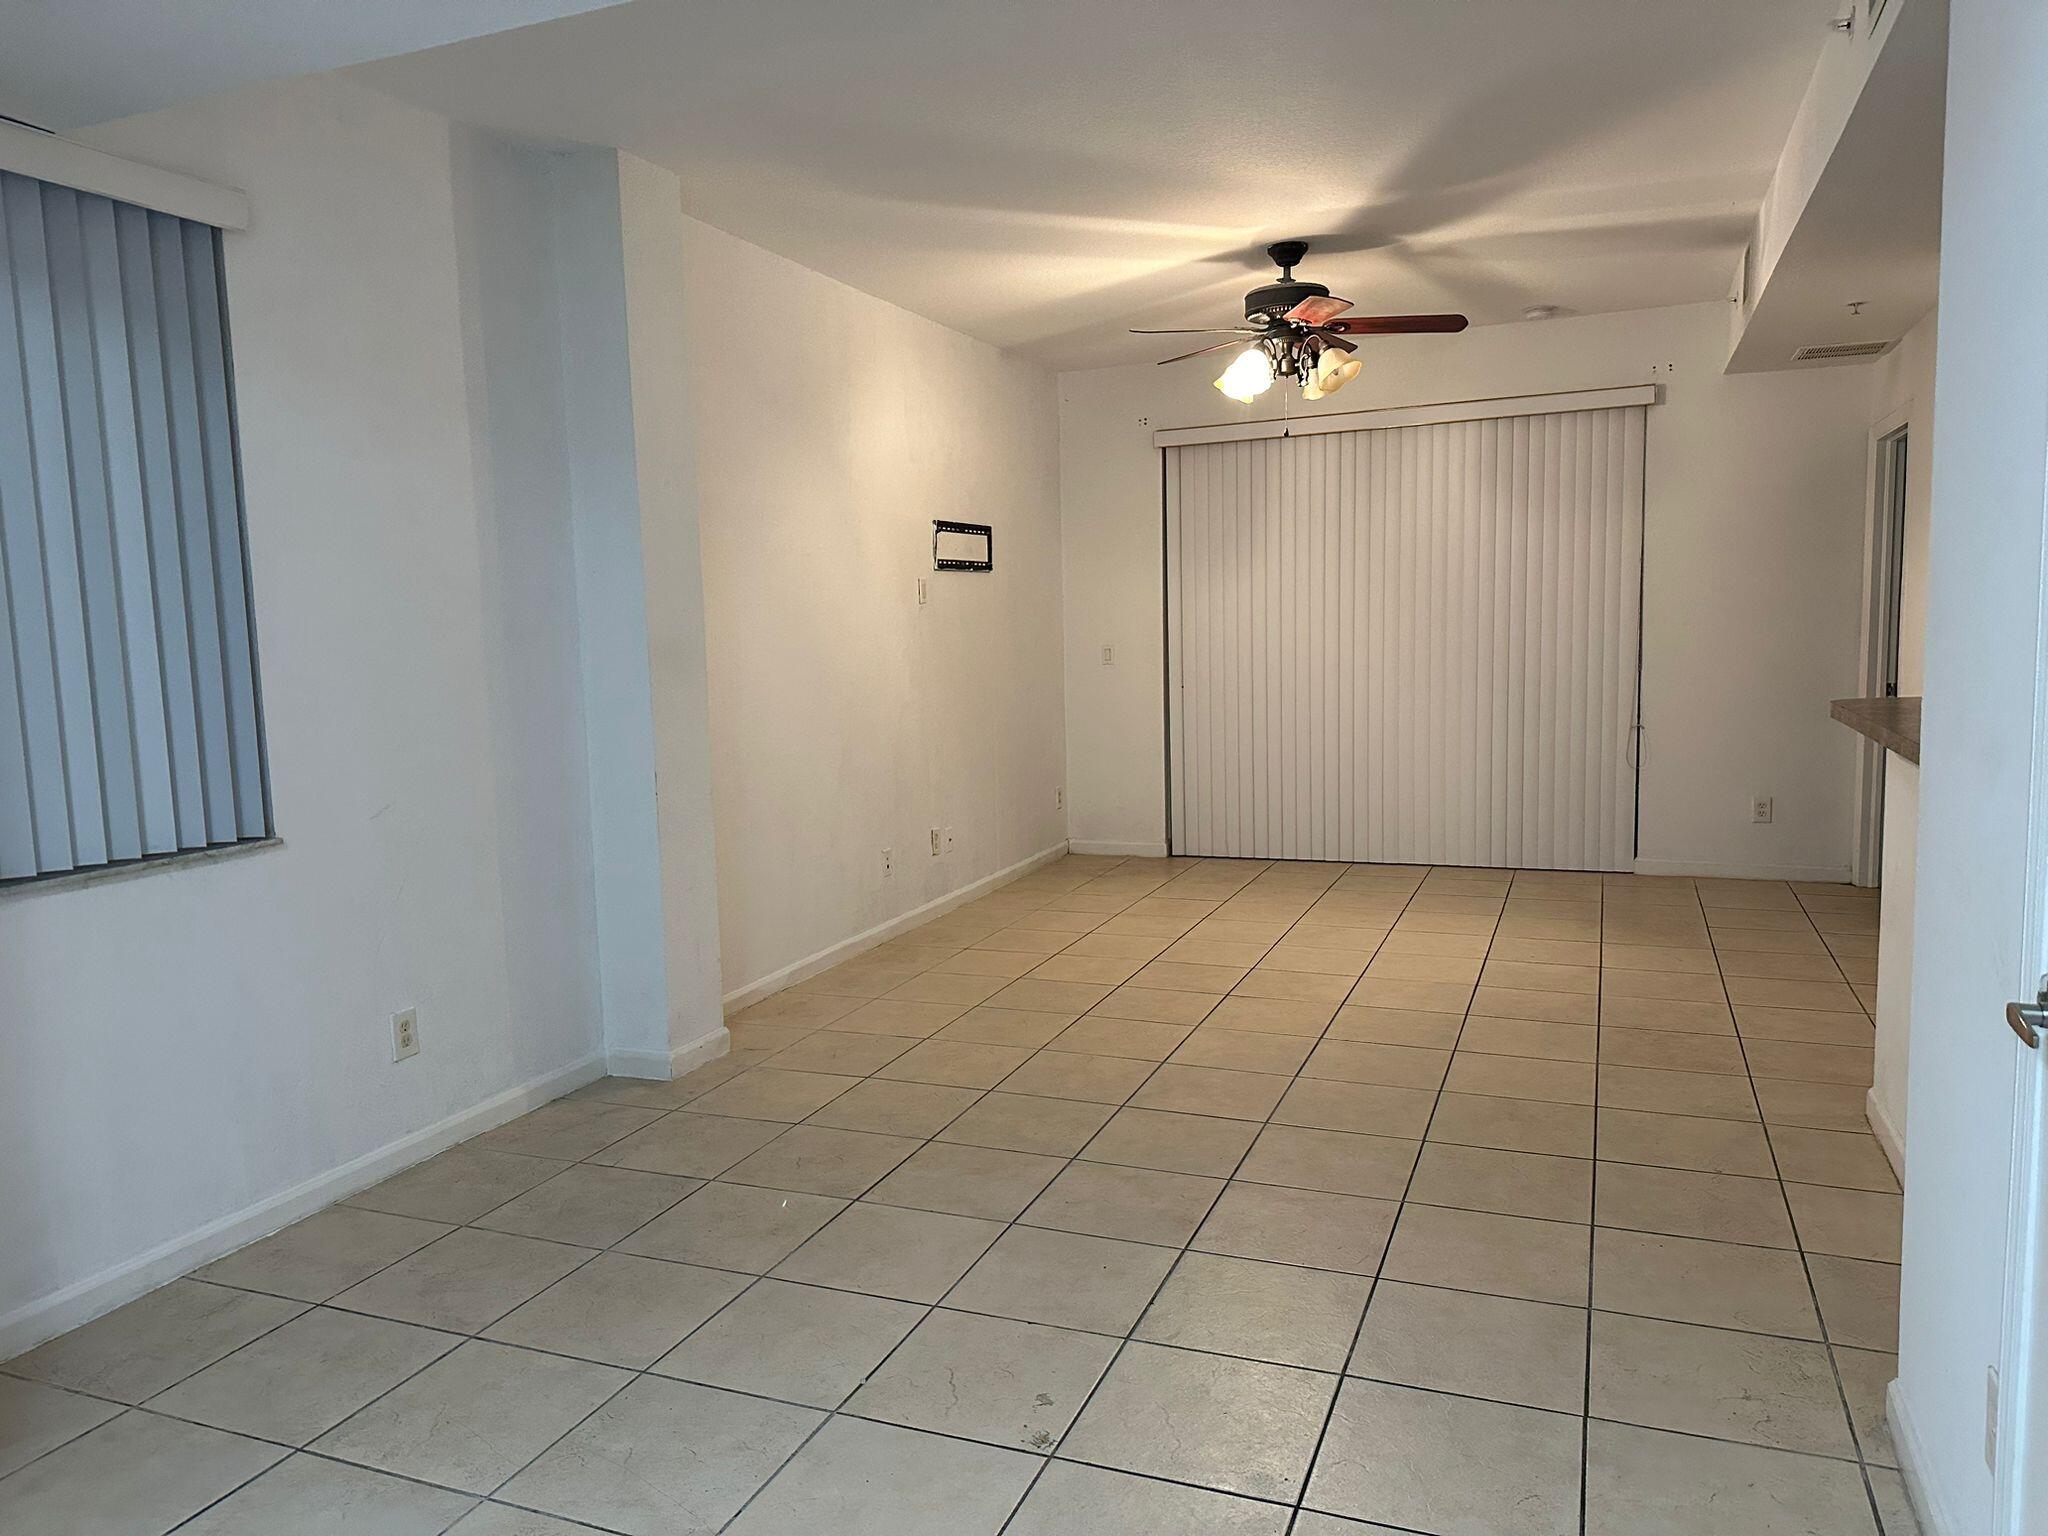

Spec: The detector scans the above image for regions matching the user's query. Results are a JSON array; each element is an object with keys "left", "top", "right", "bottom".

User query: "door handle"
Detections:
[{"left": 2008, "top": 975, "right": 2048, "bottom": 1048}]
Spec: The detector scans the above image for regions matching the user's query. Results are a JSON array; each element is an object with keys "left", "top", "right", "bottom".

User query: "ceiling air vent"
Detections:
[{"left": 1792, "top": 340, "right": 1894, "bottom": 362}]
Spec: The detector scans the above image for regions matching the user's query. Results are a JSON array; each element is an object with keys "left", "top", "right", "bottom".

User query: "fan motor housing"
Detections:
[{"left": 1244, "top": 279, "right": 1328, "bottom": 322}]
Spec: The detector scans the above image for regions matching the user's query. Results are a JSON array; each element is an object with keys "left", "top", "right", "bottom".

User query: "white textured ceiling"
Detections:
[
  {"left": 0, "top": 0, "right": 630, "bottom": 132},
  {"left": 357, "top": 0, "right": 1842, "bottom": 369}
]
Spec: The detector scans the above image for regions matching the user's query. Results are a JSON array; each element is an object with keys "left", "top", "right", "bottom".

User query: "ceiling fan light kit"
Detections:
[{"left": 1141, "top": 240, "right": 1469, "bottom": 405}]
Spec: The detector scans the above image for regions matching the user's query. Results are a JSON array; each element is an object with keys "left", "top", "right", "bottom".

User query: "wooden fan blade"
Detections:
[
  {"left": 1129, "top": 326, "right": 1260, "bottom": 335},
  {"left": 1156, "top": 339, "right": 1249, "bottom": 365},
  {"left": 1283, "top": 295, "right": 1353, "bottom": 326},
  {"left": 1313, "top": 333, "right": 1358, "bottom": 354},
  {"left": 1320, "top": 313, "right": 1469, "bottom": 335}
]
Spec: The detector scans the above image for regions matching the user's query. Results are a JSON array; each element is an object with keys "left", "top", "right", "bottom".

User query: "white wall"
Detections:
[
  {"left": 1866, "top": 307, "right": 1937, "bottom": 1161},
  {"left": 1895, "top": 0, "right": 2048, "bottom": 1526},
  {"left": 0, "top": 75, "right": 606, "bottom": 1349},
  {"left": 1061, "top": 301, "right": 1876, "bottom": 877},
  {"left": 679, "top": 219, "right": 1068, "bottom": 1003}
]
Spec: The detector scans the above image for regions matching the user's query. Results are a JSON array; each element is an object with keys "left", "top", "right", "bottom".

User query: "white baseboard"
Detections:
[
  {"left": 0, "top": 1050, "right": 607, "bottom": 1360},
  {"left": 1066, "top": 839, "right": 1169, "bottom": 858},
  {"left": 1632, "top": 856, "right": 1856, "bottom": 883},
  {"left": 608, "top": 1026, "right": 730, "bottom": 1080},
  {"left": 1867, "top": 1085, "right": 1907, "bottom": 1182},
  {"left": 1888, "top": 1377, "right": 1958, "bottom": 1536},
  {"left": 722, "top": 841, "right": 1071, "bottom": 1014}
]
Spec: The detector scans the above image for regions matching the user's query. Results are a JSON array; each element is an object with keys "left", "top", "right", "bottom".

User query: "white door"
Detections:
[
  {"left": 1894, "top": 1, "right": 2048, "bottom": 1531},
  {"left": 1165, "top": 403, "right": 1644, "bottom": 869}
]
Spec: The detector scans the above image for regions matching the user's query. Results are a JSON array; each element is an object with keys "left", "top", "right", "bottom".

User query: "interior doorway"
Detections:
[{"left": 1853, "top": 419, "right": 1913, "bottom": 886}]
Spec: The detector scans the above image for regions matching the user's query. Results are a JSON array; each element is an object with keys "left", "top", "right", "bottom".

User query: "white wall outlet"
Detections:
[
  {"left": 882, "top": 846, "right": 893, "bottom": 877},
  {"left": 391, "top": 1008, "right": 420, "bottom": 1061},
  {"left": 1751, "top": 795, "right": 1774, "bottom": 824},
  {"left": 943, "top": 826, "right": 956, "bottom": 852},
  {"left": 916, "top": 576, "right": 929, "bottom": 606},
  {"left": 1055, "top": 786, "right": 1064, "bottom": 811},
  {"left": 929, "top": 826, "right": 943, "bottom": 857},
  {"left": 1100, "top": 644, "right": 1115, "bottom": 666}
]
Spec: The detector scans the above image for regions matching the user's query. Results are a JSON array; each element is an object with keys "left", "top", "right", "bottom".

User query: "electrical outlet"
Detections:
[
  {"left": 943, "top": 826, "right": 956, "bottom": 853},
  {"left": 1988, "top": 1366, "right": 2001, "bottom": 1471},
  {"left": 929, "top": 827, "right": 943, "bottom": 857},
  {"left": 1100, "top": 644, "right": 1115, "bottom": 666},
  {"left": 916, "top": 577, "right": 929, "bottom": 607},
  {"left": 1055, "top": 786, "right": 1064, "bottom": 811},
  {"left": 882, "top": 846, "right": 893, "bottom": 877},
  {"left": 391, "top": 1008, "right": 420, "bottom": 1061},
  {"left": 1751, "top": 796, "right": 1774, "bottom": 824}
]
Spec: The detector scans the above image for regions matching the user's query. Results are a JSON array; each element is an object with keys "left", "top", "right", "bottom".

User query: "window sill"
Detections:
[{"left": 0, "top": 836, "right": 284, "bottom": 902}]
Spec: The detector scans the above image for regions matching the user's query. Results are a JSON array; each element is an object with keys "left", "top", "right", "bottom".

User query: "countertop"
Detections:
[{"left": 1832, "top": 696, "right": 1921, "bottom": 765}]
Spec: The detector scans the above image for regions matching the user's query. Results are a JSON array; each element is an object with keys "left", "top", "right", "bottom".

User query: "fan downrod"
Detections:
[{"left": 1266, "top": 240, "right": 1311, "bottom": 280}]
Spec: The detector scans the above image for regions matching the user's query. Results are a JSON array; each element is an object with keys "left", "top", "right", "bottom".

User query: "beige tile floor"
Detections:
[{"left": 1, "top": 855, "right": 1918, "bottom": 1535}]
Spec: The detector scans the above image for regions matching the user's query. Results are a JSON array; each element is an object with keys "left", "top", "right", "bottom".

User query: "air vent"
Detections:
[{"left": 1792, "top": 340, "right": 1894, "bottom": 362}]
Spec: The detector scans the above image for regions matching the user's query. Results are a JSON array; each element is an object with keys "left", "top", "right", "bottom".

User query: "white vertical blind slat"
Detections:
[{"left": 1165, "top": 404, "right": 1644, "bottom": 870}]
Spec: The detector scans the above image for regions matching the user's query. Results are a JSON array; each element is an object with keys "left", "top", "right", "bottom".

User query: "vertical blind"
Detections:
[
  {"left": 1166, "top": 404, "right": 1645, "bottom": 870},
  {"left": 0, "top": 168, "right": 268, "bottom": 882}
]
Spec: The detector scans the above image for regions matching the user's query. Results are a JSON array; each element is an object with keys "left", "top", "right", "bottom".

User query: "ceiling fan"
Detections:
[{"left": 1135, "top": 240, "right": 1468, "bottom": 403}]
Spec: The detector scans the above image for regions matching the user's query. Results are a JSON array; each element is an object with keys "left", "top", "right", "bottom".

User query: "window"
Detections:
[{"left": 0, "top": 168, "right": 270, "bottom": 884}]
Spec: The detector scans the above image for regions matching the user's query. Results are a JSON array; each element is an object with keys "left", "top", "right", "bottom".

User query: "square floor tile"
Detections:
[
  {"left": 1302, "top": 1039, "right": 1450, "bottom": 1090},
  {"left": 1091, "top": 985, "right": 1227, "bottom": 1024},
  {"left": 1457, "top": 1016, "right": 1599, "bottom": 1062},
  {"left": 1128, "top": 1063, "right": 1290, "bottom": 1120},
  {"left": 725, "top": 1414, "right": 1039, "bottom": 1535},
  {"left": 1408, "top": 1143, "right": 1592, "bottom": 1222},
  {"left": 472, "top": 1101, "right": 663, "bottom": 1160},
  {"left": 614, "top": 1181, "right": 844, "bottom": 1272},
  {"left": 147, "top": 1306, "right": 457, "bottom": 1445},
  {"left": 1136, "top": 1251, "right": 1371, "bottom": 1370},
  {"left": 1235, "top": 1123, "right": 1417, "bottom": 1199},
  {"left": 588, "top": 1111, "right": 786, "bottom": 1177},
  {"left": 314, "top": 1338, "right": 628, "bottom": 1492},
  {"left": 934, "top": 1090, "right": 1115, "bottom": 1155},
  {"left": 865, "top": 1141, "right": 1064, "bottom": 1219},
  {"left": 802, "top": 1079, "right": 982, "bottom": 1139},
  {"left": 0, "top": 1411, "right": 285, "bottom": 1535},
  {"left": 1381, "top": 1204, "right": 1589, "bottom": 1305},
  {"left": 196, "top": 1207, "right": 453, "bottom": 1303},
  {"left": 833, "top": 997, "right": 974, "bottom": 1035},
  {"left": 939, "top": 1007, "right": 1074, "bottom": 1048},
  {"left": 1754, "top": 1077, "right": 1872, "bottom": 1132},
  {"left": 847, "top": 1308, "right": 1115, "bottom": 1450},
  {"left": 768, "top": 1030, "right": 921, "bottom": 1075},
  {"left": 345, "top": 1146, "right": 568, "bottom": 1225},
  {"left": 1591, "top": 1311, "right": 1853, "bottom": 1457},
  {"left": 1428, "top": 1092, "right": 1594, "bottom": 1157},
  {"left": 1446, "top": 1052, "right": 1596, "bottom": 1105},
  {"left": 330, "top": 1227, "right": 592, "bottom": 1332},
  {"left": 1595, "top": 1162, "right": 1795, "bottom": 1248},
  {"left": 653, "top": 1278, "right": 922, "bottom": 1408},
  {"left": 772, "top": 1202, "right": 1003, "bottom": 1302},
  {"left": 1593, "top": 1227, "right": 1820, "bottom": 1337},
  {"left": 1768, "top": 1126, "right": 1899, "bottom": 1192},
  {"left": 1350, "top": 1279, "right": 1585, "bottom": 1413},
  {"left": 1062, "top": 1340, "right": 1336, "bottom": 1501},
  {"left": 722, "top": 1123, "right": 922, "bottom": 1197},
  {"left": 483, "top": 1252, "right": 748, "bottom": 1368},
  {"left": 0, "top": 1376, "right": 121, "bottom": 1478},
  {"left": 1000, "top": 1050, "right": 1154, "bottom": 1103},
  {"left": 873, "top": 1039, "right": 1035, "bottom": 1088},
  {"left": 1051, "top": 1016, "right": 1194, "bottom": 1060},
  {"left": 1272, "top": 1077, "right": 1435, "bottom": 1138},
  {"left": 1079, "top": 1106, "right": 1259, "bottom": 1177},
  {"left": 1785, "top": 1182, "right": 1903, "bottom": 1262},
  {"left": 1596, "top": 1108, "right": 1775, "bottom": 1176},
  {"left": 1602, "top": 1065, "right": 1759, "bottom": 1121},
  {"left": 1306, "top": 1377, "right": 1581, "bottom": 1536},
  {"left": 1808, "top": 1254, "right": 1900, "bottom": 1350},
  {"left": 177, "top": 1452, "right": 476, "bottom": 1534},
  {"left": 1170, "top": 1027, "right": 1316, "bottom": 1074},
  {"left": 7, "top": 1279, "right": 308, "bottom": 1407},
  {"left": 1005, "top": 1459, "right": 1291, "bottom": 1535},
  {"left": 1836, "top": 1344, "right": 1898, "bottom": 1466},
  {"left": 1193, "top": 1183, "right": 1397, "bottom": 1275},
  {"left": 1022, "top": 1160, "right": 1222, "bottom": 1246},
  {"left": 1600, "top": 1027, "right": 1747, "bottom": 1075},
  {"left": 944, "top": 1225, "right": 1177, "bottom": 1333},
  {"left": 472, "top": 1164, "right": 699, "bottom": 1248},
  {"left": 1207, "top": 995, "right": 1340, "bottom": 1036},
  {"left": 1585, "top": 1419, "right": 1874, "bottom": 1536},
  {"left": 688, "top": 1068, "right": 863, "bottom": 1122},
  {"left": 499, "top": 1375, "right": 820, "bottom": 1534}
]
